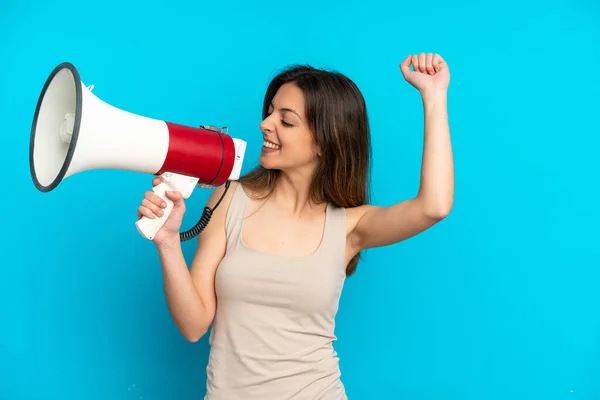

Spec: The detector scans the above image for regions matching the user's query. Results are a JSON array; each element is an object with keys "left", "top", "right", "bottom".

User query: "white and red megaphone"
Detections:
[{"left": 29, "top": 62, "right": 247, "bottom": 241}]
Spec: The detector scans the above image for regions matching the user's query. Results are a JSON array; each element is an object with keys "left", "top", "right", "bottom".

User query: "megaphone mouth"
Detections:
[{"left": 29, "top": 62, "right": 82, "bottom": 192}]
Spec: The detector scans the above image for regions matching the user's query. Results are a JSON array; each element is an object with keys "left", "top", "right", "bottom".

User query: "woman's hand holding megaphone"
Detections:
[{"left": 137, "top": 177, "right": 186, "bottom": 247}]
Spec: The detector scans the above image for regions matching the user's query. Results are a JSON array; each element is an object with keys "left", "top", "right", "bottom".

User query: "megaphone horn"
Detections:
[{"left": 30, "top": 62, "right": 247, "bottom": 241}]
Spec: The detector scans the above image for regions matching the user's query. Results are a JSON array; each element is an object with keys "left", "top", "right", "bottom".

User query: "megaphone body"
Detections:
[{"left": 30, "top": 62, "right": 247, "bottom": 240}]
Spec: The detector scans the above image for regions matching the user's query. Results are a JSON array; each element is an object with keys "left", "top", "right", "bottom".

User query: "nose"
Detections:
[{"left": 259, "top": 117, "right": 274, "bottom": 134}]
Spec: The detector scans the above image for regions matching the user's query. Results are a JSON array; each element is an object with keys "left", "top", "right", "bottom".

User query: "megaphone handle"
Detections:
[
  {"left": 135, "top": 172, "right": 199, "bottom": 241},
  {"left": 135, "top": 182, "right": 174, "bottom": 241}
]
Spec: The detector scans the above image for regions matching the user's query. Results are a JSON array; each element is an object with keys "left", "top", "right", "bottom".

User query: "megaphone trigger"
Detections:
[{"left": 135, "top": 172, "right": 199, "bottom": 241}]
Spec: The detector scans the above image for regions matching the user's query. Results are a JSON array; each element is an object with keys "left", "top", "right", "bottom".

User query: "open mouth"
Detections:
[{"left": 263, "top": 140, "right": 281, "bottom": 150}]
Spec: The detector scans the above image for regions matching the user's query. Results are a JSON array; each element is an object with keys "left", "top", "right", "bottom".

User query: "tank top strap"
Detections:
[
  {"left": 224, "top": 182, "right": 249, "bottom": 250},
  {"left": 318, "top": 203, "right": 347, "bottom": 261}
]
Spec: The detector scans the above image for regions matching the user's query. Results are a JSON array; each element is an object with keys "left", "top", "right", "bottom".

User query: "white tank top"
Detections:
[{"left": 205, "top": 183, "right": 349, "bottom": 399}]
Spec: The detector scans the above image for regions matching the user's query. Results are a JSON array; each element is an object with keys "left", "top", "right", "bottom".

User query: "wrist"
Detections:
[
  {"left": 420, "top": 88, "right": 447, "bottom": 103},
  {"left": 156, "top": 235, "right": 181, "bottom": 252},
  {"left": 421, "top": 90, "right": 448, "bottom": 115}
]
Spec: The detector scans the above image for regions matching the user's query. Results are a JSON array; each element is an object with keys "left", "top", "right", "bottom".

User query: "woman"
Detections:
[{"left": 137, "top": 52, "right": 453, "bottom": 399}]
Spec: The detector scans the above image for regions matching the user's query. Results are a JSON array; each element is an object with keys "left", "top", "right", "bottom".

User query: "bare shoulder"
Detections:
[
  {"left": 204, "top": 181, "right": 240, "bottom": 219},
  {"left": 344, "top": 204, "right": 380, "bottom": 251},
  {"left": 344, "top": 204, "right": 379, "bottom": 233},
  {"left": 193, "top": 181, "right": 240, "bottom": 252}
]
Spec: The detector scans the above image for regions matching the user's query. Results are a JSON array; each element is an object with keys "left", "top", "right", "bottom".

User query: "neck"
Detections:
[{"left": 271, "top": 168, "right": 324, "bottom": 216}]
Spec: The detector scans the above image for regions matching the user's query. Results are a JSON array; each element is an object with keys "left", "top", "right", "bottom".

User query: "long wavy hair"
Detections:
[{"left": 239, "top": 65, "right": 372, "bottom": 276}]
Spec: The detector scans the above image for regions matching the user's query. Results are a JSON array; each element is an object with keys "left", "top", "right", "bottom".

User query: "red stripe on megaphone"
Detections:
[{"left": 157, "top": 123, "right": 236, "bottom": 186}]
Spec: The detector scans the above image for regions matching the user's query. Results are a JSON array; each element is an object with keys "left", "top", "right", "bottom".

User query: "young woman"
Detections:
[{"left": 137, "top": 52, "right": 453, "bottom": 399}]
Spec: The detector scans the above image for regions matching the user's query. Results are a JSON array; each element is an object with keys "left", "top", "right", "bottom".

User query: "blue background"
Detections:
[{"left": 1, "top": 0, "right": 599, "bottom": 399}]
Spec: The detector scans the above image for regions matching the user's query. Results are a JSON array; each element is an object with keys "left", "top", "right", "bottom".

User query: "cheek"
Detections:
[
  {"left": 278, "top": 130, "right": 318, "bottom": 159},
  {"left": 284, "top": 138, "right": 317, "bottom": 159}
]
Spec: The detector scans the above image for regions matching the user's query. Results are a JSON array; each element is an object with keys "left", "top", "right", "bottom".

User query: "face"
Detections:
[{"left": 259, "top": 82, "right": 321, "bottom": 173}]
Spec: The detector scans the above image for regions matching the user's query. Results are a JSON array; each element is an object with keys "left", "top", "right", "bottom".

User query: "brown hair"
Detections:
[{"left": 239, "top": 65, "right": 372, "bottom": 276}]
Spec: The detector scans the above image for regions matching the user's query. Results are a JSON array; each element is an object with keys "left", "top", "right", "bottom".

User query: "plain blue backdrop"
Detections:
[{"left": 1, "top": 0, "right": 599, "bottom": 399}]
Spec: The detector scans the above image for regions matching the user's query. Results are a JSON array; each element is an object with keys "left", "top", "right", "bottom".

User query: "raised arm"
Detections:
[{"left": 348, "top": 53, "right": 454, "bottom": 253}]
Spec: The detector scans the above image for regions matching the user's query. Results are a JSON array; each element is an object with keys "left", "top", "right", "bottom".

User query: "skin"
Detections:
[{"left": 137, "top": 52, "right": 454, "bottom": 342}]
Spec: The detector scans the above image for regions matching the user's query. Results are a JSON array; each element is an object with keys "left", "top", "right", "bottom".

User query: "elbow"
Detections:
[
  {"left": 182, "top": 302, "right": 213, "bottom": 343},
  {"left": 182, "top": 319, "right": 210, "bottom": 343},
  {"left": 423, "top": 200, "right": 453, "bottom": 220},
  {"left": 185, "top": 328, "right": 208, "bottom": 343},
  {"left": 418, "top": 188, "right": 454, "bottom": 220},
  {"left": 427, "top": 208, "right": 451, "bottom": 221}
]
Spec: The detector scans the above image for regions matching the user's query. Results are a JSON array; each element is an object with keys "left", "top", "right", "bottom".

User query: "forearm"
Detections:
[
  {"left": 418, "top": 90, "right": 454, "bottom": 217},
  {"left": 156, "top": 239, "right": 210, "bottom": 341}
]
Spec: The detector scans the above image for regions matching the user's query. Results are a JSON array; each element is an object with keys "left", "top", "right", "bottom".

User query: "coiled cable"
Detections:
[
  {"left": 179, "top": 125, "right": 229, "bottom": 242},
  {"left": 180, "top": 180, "right": 231, "bottom": 242}
]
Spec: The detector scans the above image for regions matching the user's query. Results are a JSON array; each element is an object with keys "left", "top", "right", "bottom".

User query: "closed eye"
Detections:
[{"left": 281, "top": 119, "right": 293, "bottom": 127}]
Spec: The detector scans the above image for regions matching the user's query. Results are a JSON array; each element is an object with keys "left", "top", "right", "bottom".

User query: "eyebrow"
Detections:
[{"left": 270, "top": 102, "right": 303, "bottom": 121}]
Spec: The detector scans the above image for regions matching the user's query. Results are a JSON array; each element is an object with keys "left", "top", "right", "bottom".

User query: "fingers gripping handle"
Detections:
[
  {"left": 135, "top": 172, "right": 199, "bottom": 240},
  {"left": 135, "top": 182, "right": 174, "bottom": 240}
]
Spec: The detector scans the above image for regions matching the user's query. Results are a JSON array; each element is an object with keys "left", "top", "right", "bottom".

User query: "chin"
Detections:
[{"left": 258, "top": 155, "right": 278, "bottom": 170}]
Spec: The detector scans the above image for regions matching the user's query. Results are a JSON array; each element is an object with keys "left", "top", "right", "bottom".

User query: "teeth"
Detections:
[{"left": 263, "top": 140, "right": 281, "bottom": 149}]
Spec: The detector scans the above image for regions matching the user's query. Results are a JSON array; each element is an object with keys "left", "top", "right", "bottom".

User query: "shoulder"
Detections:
[
  {"left": 198, "top": 181, "right": 243, "bottom": 235},
  {"left": 192, "top": 181, "right": 242, "bottom": 252},
  {"left": 344, "top": 204, "right": 378, "bottom": 234},
  {"left": 205, "top": 181, "right": 241, "bottom": 211},
  {"left": 344, "top": 204, "right": 380, "bottom": 251}
]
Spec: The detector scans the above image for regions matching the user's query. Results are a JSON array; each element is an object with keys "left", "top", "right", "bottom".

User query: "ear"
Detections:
[{"left": 312, "top": 141, "right": 322, "bottom": 157}]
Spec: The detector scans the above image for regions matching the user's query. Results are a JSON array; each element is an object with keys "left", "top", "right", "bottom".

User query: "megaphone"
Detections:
[{"left": 29, "top": 62, "right": 247, "bottom": 241}]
